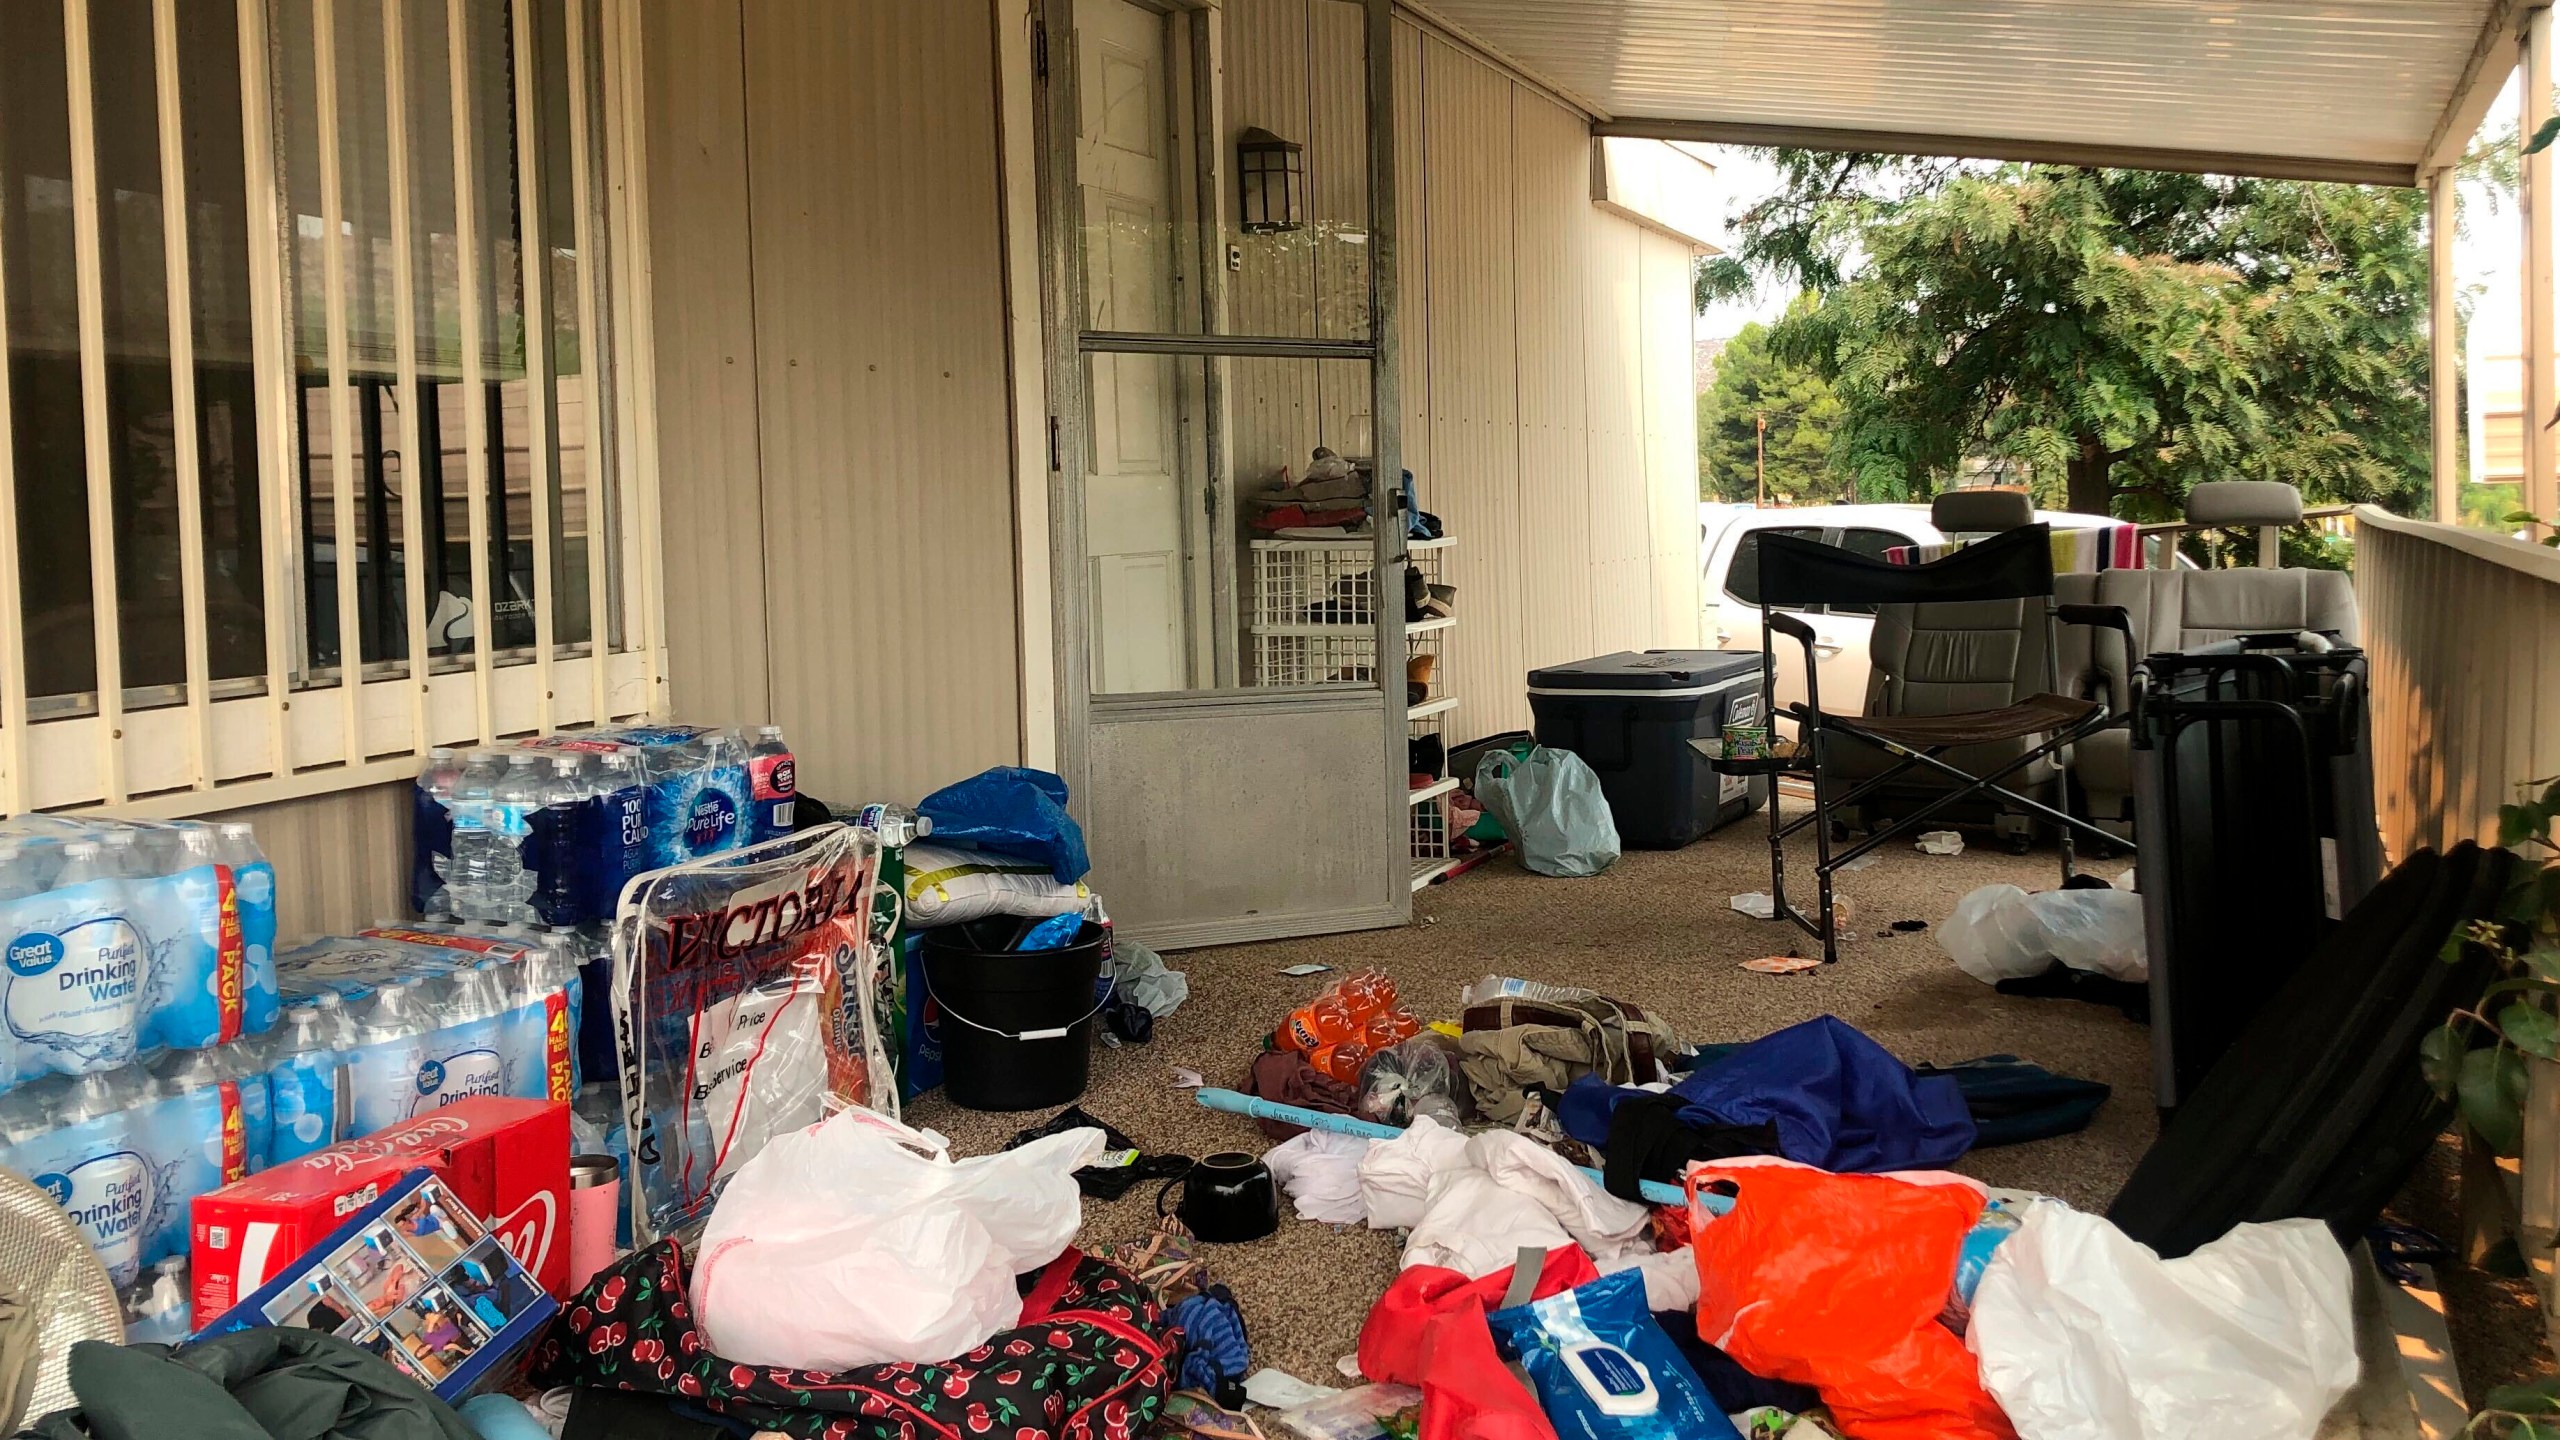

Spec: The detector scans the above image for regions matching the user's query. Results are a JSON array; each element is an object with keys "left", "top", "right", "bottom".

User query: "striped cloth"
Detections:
[{"left": 1882, "top": 524, "right": 2143, "bottom": 572}]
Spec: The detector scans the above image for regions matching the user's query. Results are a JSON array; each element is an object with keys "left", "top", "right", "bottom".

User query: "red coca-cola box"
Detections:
[{"left": 193, "top": 1097, "right": 571, "bottom": 1323}]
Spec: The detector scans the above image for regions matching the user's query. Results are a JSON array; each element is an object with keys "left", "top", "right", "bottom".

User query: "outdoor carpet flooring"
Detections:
[{"left": 907, "top": 802, "right": 2159, "bottom": 1383}]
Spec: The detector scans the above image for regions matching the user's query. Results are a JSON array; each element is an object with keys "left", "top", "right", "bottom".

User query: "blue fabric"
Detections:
[
  {"left": 1167, "top": 1288, "right": 1251, "bottom": 1394},
  {"left": 1560, "top": 1015, "right": 1975, "bottom": 1173},
  {"left": 918, "top": 767, "right": 1090, "bottom": 883},
  {"left": 1913, "top": 1055, "right": 2110, "bottom": 1149}
]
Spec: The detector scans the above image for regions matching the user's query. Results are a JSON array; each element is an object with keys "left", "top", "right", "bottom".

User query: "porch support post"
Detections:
[
  {"left": 2528, "top": 5, "right": 2558, "bottom": 535},
  {"left": 2430, "top": 164, "right": 2461, "bottom": 524}
]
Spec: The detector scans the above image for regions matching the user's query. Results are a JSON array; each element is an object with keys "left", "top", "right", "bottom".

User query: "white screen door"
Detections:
[{"left": 1043, "top": 0, "right": 1407, "bottom": 948}]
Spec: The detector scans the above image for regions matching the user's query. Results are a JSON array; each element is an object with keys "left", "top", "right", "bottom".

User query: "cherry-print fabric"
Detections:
[{"left": 532, "top": 1238, "right": 1173, "bottom": 1440}]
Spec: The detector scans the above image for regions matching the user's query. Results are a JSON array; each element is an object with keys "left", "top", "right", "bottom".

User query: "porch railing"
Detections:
[
  {"left": 2356, "top": 504, "right": 2560, "bottom": 1353},
  {"left": 2133, "top": 503, "right": 2356, "bottom": 568}
]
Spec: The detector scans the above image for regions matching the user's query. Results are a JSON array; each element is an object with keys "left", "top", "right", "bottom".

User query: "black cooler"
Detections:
[{"left": 1527, "top": 650, "right": 1768, "bottom": 847}]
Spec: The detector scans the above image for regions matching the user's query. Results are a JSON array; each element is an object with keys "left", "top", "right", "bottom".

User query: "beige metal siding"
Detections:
[
  {"left": 637, "top": 0, "right": 1025, "bottom": 806},
  {"left": 641, "top": 2, "right": 771, "bottom": 733},
  {"left": 739, "top": 0, "right": 1024, "bottom": 806},
  {"left": 2359, "top": 508, "right": 2560, "bottom": 860},
  {"left": 1511, "top": 89, "right": 1597, "bottom": 678},
  {"left": 211, "top": 781, "right": 410, "bottom": 944},
  {"left": 1396, "top": 19, "right": 1703, "bottom": 738},
  {"left": 1422, "top": 34, "right": 1526, "bottom": 732}
]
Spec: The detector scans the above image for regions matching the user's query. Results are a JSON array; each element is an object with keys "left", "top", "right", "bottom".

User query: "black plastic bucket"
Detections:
[{"left": 920, "top": 918, "right": 1109, "bottom": 1111}]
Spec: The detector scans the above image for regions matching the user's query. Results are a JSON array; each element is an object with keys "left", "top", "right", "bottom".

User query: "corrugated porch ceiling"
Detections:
[{"left": 1403, "top": 0, "right": 2530, "bottom": 185}]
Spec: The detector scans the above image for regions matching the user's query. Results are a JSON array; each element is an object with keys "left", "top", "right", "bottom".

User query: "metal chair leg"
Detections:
[
  {"left": 1809, "top": 759, "right": 1839, "bottom": 964},
  {"left": 1766, "top": 766, "right": 1790, "bottom": 923}
]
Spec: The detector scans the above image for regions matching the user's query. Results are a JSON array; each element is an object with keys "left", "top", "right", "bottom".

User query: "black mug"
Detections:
[{"left": 1157, "top": 1152, "right": 1279, "bottom": 1243}]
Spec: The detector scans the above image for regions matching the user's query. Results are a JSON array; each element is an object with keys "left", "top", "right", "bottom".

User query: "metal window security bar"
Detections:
[{"left": 0, "top": 0, "right": 665, "bottom": 816}]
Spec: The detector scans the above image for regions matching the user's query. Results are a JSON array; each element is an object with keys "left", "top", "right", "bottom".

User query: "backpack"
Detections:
[{"left": 535, "top": 1240, "right": 1173, "bottom": 1440}]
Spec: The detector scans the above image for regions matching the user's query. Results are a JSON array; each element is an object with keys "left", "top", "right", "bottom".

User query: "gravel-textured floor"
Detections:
[{"left": 907, "top": 806, "right": 2159, "bottom": 1382}]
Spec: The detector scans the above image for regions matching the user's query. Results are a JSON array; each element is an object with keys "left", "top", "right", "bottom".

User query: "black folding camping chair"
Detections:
[{"left": 1711, "top": 524, "right": 2136, "bottom": 963}]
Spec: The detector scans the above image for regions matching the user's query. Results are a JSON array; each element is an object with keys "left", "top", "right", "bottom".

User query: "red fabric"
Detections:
[
  {"left": 1356, "top": 1248, "right": 1595, "bottom": 1440},
  {"left": 1689, "top": 1161, "right": 2013, "bottom": 1440}
]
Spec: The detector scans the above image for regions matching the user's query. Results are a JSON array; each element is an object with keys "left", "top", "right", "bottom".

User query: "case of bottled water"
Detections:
[
  {"left": 0, "top": 817, "right": 279, "bottom": 1094},
  {"left": 413, "top": 724, "right": 797, "bottom": 927},
  {"left": 0, "top": 904, "right": 584, "bottom": 1337},
  {"left": 274, "top": 922, "right": 586, "bottom": 1136},
  {"left": 0, "top": 1024, "right": 272, "bottom": 1332}
]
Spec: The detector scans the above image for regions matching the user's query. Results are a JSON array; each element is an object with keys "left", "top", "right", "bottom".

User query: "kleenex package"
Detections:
[{"left": 1486, "top": 1268, "right": 1737, "bottom": 1440}]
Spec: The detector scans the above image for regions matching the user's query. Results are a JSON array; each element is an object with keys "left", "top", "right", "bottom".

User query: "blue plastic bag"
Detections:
[
  {"left": 1474, "top": 747, "right": 1620, "bottom": 877},
  {"left": 1558, "top": 1015, "right": 1977, "bottom": 1173},
  {"left": 918, "top": 767, "right": 1091, "bottom": 884},
  {"left": 1486, "top": 1268, "right": 1737, "bottom": 1440}
]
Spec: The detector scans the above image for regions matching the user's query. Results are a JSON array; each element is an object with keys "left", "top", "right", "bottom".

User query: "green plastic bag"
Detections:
[{"left": 1475, "top": 746, "right": 1620, "bottom": 877}]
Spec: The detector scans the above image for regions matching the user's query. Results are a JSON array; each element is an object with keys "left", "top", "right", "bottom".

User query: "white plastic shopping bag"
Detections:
[
  {"left": 1940, "top": 884, "right": 2148, "bottom": 984},
  {"left": 691, "top": 1105, "right": 1104, "bottom": 1370},
  {"left": 1967, "top": 1201, "right": 2356, "bottom": 1440}
]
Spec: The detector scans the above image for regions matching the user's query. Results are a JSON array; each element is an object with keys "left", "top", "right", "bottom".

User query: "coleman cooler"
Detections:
[{"left": 1526, "top": 650, "right": 1768, "bottom": 848}]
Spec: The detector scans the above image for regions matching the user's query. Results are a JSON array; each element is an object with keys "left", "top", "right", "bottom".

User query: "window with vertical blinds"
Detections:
[{"left": 0, "top": 0, "right": 657, "bottom": 815}]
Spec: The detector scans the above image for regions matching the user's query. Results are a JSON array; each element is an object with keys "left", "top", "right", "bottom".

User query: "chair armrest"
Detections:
[
  {"left": 1766, "top": 609, "right": 1816, "bottom": 644},
  {"left": 2056, "top": 603, "right": 2134, "bottom": 639}
]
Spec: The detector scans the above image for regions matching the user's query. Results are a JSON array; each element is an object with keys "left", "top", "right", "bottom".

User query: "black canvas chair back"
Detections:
[{"left": 1756, "top": 523, "right": 2056, "bottom": 610}]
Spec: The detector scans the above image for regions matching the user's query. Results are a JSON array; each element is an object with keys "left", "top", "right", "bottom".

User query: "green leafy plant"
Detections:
[
  {"left": 2500, "top": 510, "right": 2560, "bottom": 548},
  {"left": 2467, "top": 1376, "right": 2560, "bottom": 1437},
  {"left": 2422, "top": 775, "right": 2560, "bottom": 1160}
]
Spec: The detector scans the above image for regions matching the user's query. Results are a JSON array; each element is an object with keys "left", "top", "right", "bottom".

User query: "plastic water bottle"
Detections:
[
  {"left": 479, "top": 753, "right": 546, "bottom": 923},
  {"left": 484, "top": 953, "right": 546, "bottom": 1100},
  {"left": 97, "top": 828, "right": 148, "bottom": 880},
  {"left": 413, "top": 747, "right": 461, "bottom": 914},
  {"left": 212, "top": 822, "right": 281, "bottom": 1039},
  {"left": 414, "top": 961, "right": 508, "bottom": 1110},
  {"left": 266, "top": 993, "right": 351, "bottom": 1163},
  {"left": 0, "top": 839, "right": 40, "bottom": 902},
  {"left": 747, "top": 725, "right": 797, "bottom": 844},
  {"left": 139, "top": 1045, "right": 267, "bottom": 1264},
  {"left": 344, "top": 977, "right": 431, "bottom": 1135},
  {"left": 445, "top": 750, "right": 504, "bottom": 917},
  {"left": 123, "top": 1258, "right": 191, "bottom": 1343},
  {"left": 585, "top": 751, "right": 647, "bottom": 919},
  {"left": 533, "top": 754, "right": 591, "bottom": 925},
  {"left": 3, "top": 1070, "right": 151, "bottom": 1289},
  {"left": 14, "top": 841, "right": 143, "bottom": 1080}
]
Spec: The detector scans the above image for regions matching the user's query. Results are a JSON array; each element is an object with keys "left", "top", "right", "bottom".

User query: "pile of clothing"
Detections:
[{"left": 1251, "top": 448, "right": 1374, "bottom": 536}]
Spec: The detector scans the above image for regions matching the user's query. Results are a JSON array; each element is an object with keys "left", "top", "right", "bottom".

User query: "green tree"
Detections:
[
  {"left": 1697, "top": 308, "right": 1862, "bottom": 504},
  {"left": 1706, "top": 158, "right": 2432, "bottom": 517}
]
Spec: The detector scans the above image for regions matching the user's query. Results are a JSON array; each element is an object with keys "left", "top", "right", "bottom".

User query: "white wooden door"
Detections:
[{"left": 1079, "top": 0, "right": 1202, "bottom": 693}]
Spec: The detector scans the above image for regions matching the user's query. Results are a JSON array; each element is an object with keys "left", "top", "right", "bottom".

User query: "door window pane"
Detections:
[
  {"left": 1072, "top": 0, "right": 1371, "bottom": 342},
  {"left": 1085, "top": 352, "right": 1382, "bottom": 696}
]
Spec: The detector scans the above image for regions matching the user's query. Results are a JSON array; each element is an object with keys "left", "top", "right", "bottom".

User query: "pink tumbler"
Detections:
[{"left": 567, "top": 1155, "right": 621, "bottom": 1295}]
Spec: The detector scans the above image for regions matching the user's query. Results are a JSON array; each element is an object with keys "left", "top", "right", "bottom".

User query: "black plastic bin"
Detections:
[
  {"left": 2131, "top": 635, "right": 2383, "bottom": 1113},
  {"left": 919, "top": 918, "right": 1108, "bottom": 1111},
  {"left": 1526, "top": 650, "right": 1769, "bottom": 848}
]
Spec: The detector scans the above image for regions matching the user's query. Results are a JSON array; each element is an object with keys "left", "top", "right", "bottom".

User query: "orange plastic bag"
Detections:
[{"left": 1688, "top": 1159, "right": 2013, "bottom": 1440}]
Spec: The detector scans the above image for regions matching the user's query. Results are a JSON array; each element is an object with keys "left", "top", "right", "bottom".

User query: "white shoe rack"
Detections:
[{"left": 1249, "top": 535, "right": 1462, "bottom": 889}]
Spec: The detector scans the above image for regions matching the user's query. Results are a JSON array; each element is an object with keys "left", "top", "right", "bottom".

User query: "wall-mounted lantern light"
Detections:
[{"left": 1238, "top": 126, "right": 1304, "bottom": 234}]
